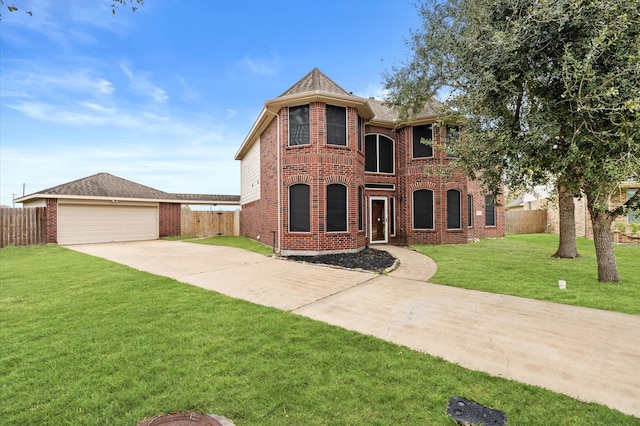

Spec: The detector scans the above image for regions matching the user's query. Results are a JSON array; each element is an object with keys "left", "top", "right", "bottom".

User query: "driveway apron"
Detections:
[{"left": 69, "top": 240, "right": 640, "bottom": 418}]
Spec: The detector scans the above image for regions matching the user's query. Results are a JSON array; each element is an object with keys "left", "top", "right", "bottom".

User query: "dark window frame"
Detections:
[
  {"left": 326, "top": 104, "right": 347, "bottom": 146},
  {"left": 447, "top": 189, "right": 462, "bottom": 230},
  {"left": 327, "top": 183, "right": 348, "bottom": 232},
  {"left": 467, "top": 194, "right": 474, "bottom": 228},
  {"left": 412, "top": 124, "right": 433, "bottom": 158},
  {"left": 413, "top": 189, "right": 435, "bottom": 230},
  {"left": 288, "top": 105, "right": 310, "bottom": 146},
  {"left": 485, "top": 195, "right": 497, "bottom": 227},
  {"left": 365, "top": 134, "right": 394, "bottom": 174},
  {"left": 289, "top": 184, "right": 310, "bottom": 232}
]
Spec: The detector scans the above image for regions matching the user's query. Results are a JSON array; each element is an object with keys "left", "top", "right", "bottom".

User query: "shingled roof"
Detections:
[
  {"left": 14, "top": 173, "right": 240, "bottom": 205},
  {"left": 280, "top": 67, "right": 350, "bottom": 97}
]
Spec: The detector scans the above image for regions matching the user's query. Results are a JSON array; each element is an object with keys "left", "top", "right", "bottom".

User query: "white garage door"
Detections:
[{"left": 58, "top": 204, "right": 158, "bottom": 245}]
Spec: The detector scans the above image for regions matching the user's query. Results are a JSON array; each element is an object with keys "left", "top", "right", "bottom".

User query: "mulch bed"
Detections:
[{"left": 286, "top": 247, "right": 396, "bottom": 272}]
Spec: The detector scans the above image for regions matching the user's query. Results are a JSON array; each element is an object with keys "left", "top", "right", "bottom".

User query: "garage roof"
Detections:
[{"left": 14, "top": 173, "right": 240, "bottom": 206}]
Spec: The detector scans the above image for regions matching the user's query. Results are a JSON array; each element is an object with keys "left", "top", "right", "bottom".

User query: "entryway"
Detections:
[{"left": 370, "top": 197, "right": 387, "bottom": 243}]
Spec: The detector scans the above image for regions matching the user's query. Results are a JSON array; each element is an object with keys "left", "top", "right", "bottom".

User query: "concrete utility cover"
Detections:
[{"left": 137, "top": 412, "right": 235, "bottom": 426}]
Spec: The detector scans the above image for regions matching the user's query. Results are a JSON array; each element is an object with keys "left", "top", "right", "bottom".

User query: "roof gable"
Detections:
[{"left": 34, "top": 173, "right": 171, "bottom": 199}]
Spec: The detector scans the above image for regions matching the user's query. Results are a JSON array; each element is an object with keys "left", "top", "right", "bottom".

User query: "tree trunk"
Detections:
[
  {"left": 553, "top": 181, "right": 580, "bottom": 258},
  {"left": 587, "top": 193, "right": 620, "bottom": 282}
]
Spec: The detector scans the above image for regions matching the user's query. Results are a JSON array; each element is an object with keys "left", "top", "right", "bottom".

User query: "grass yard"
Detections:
[
  {"left": 413, "top": 234, "right": 640, "bottom": 315},
  {"left": 164, "top": 235, "right": 274, "bottom": 255},
  {"left": 1, "top": 244, "right": 638, "bottom": 424}
]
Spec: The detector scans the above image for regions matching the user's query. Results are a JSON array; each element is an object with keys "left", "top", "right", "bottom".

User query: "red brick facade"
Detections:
[
  {"left": 240, "top": 104, "right": 505, "bottom": 255},
  {"left": 159, "top": 203, "right": 181, "bottom": 237},
  {"left": 45, "top": 198, "right": 58, "bottom": 243},
  {"left": 238, "top": 70, "right": 505, "bottom": 254}
]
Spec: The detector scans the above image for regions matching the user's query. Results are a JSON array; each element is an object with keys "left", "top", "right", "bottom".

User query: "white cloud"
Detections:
[
  {"left": 1, "top": 68, "right": 115, "bottom": 98},
  {"left": 240, "top": 55, "right": 278, "bottom": 76},
  {"left": 120, "top": 63, "right": 169, "bottom": 103},
  {"left": 354, "top": 83, "right": 389, "bottom": 100}
]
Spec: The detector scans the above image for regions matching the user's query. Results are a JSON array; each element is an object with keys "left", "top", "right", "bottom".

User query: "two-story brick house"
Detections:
[{"left": 235, "top": 68, "right": 504, "bottom": 255}]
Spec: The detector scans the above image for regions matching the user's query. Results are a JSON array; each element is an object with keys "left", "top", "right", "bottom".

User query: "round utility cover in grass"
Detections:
[{"left": 138, "top": 412, "right": 235, "bottom": 426}]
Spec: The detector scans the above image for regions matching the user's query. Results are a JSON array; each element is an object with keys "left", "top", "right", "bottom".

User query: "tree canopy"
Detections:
[{"left": 384, "top": 0, "right": 640, "bottom": 281}]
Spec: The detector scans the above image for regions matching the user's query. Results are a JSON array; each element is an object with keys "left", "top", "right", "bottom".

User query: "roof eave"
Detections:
[
  {"left": 14, "top": 194, "right": 240, "bottom": 205},
  {"left": 235, "top": 92, "right": 376, "bottom": 160}
]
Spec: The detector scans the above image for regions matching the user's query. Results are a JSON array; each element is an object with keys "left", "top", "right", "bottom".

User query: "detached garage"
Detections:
[
  {"left": 14, "top": 173, "right": 239, "bottom": 245},
  {"left": 57, "top": 202, "right": 159, "bottom": 245}
]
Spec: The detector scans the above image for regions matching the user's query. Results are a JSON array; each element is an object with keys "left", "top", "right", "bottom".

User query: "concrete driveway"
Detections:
[{"left": 69, "top": 240, "right": 640, "bottom": 418}]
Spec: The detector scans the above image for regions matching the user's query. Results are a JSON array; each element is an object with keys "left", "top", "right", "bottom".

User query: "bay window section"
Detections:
[
  {"left": 326, "top": 105, "right": 347, "bottom": 146},
  {"left": 289, "top": 184, "right": 310, "bottom": 232},
  {"left": 289, "top": 105, "right": 309, "bottom": 146},
  {"left": 327, "top": 184, "right": 347, "bottom": 232},
  {"left": 413, "top": 189, "right": 434, "bottom": 230}
]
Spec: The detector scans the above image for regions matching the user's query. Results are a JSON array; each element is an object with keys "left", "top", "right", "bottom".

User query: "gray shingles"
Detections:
[
  {"left": 280, "top": 67, "right": 351, "bottom": 97},
  {"left": 29, "top": 173, "right": 239, "bottom": 203}
]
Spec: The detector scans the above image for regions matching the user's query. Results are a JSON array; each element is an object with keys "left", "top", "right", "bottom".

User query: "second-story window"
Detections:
[
  {"left": 365, "top": 134, "right": 394, "bottom": 174},
  {"left": 413, "top": 124, "right": 433, "bottom": 158},
  {"left": 326, "top": 105, "right": 347, "bottom": 146},
  {"left": 289, "top": 105, "right": 309, "bottom": 146}
]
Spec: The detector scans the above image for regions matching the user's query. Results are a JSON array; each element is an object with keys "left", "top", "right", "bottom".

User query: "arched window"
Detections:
[
  {"left": 413, "top": 189, "right": 434, "bottom": 230},
  {"left": 327, "top": 184, "right": 347, "bottom": 232},
  {"left": 447, "top": 189, "right": 462, "bottom": 229},
  {"left": 289, "top": 184, "right": 310, "bottom": 232},
  {"left": 365, "top": 134, "right": 394, "bottom": 173}
]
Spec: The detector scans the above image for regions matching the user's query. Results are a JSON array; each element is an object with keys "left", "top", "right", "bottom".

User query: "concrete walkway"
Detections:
[{"left": 69, "top": 240, "right": 640, "bottom": 418}]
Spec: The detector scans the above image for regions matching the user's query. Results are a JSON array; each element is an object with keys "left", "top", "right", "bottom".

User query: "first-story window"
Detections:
[
  {"left": 327, "top": 184, "right": 347, "bottom": 232},
  {"left": 447, "top": 189, "right": 462, "bottom": 229},
  {"left": 413, "top": 189, "right": 434, "bottom": 230},
  {"left": 289, "top": 184, "right": 310, "bottom": 232},
  {"left": 358, "top": 186, "right": 364, "bottom": 231},
  {"left": 485, "top": 195, "right": 496, "bottom": 227},
  {"left": 467, "top": 194, "right": 474, "bottom": 228}
]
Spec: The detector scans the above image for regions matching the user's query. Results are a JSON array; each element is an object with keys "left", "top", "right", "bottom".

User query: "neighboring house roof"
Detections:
[
  {"left": 14, "top": 173, "right": 240, "bottom": 205},
  {"left": 235, "top": 67, "right": 446, "bottom": 160}
]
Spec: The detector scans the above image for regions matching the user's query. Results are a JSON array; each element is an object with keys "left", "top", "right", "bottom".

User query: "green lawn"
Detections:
[
  {"left": 163, "top": 235, "right": 274, "bottom": 255},
  {"left": 412, "top": 234, "right": 640, "bottom": 315},
  {"left": 1, "top": 244, "right": 638, "bottom": 425}
]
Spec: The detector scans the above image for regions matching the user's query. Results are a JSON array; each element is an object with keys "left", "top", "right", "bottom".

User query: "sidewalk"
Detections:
[{"left": 69, "top": 240, "right": 640, "bottom": 417}]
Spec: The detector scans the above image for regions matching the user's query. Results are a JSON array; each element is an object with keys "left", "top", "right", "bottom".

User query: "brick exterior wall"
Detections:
[
  {"left": 159, "top": 203, "right": 181, "bottom": 237},
  {"left": 45, "top": 198, "right": 58, "bottom": 243},
  {"left": 241, "top": 102, "right": 506, "bottom": 254}
]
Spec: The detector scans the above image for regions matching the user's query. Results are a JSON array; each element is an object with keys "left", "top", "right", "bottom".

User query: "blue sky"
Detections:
[{"left": 0, "top": 0, "right": 422, "bottom": 207}]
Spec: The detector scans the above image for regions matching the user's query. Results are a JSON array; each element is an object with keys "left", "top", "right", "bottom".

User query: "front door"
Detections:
[{"left": 370, "top": 197, "right": 387, "bottom": 243}]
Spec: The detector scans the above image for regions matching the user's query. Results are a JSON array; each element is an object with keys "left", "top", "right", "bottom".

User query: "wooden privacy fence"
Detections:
[
  {"left": 0, "top": 207, "right": 47, "bottom": 248},
  {"left": 506, "top": 209, "right": 548, "bottom": 235},
  {"left": 181, "top": 210, "right": 239, "bottom": 237}
]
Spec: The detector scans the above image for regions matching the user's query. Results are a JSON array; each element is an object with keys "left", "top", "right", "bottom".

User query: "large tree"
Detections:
[{"left": 384, "top": 0, "right": 639, "bottom": 282}]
